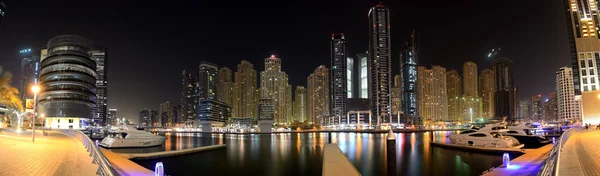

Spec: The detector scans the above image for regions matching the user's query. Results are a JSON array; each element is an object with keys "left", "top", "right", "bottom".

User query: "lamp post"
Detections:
[{"left": 31, "top": 85, "right": 41, "bottom": 142}]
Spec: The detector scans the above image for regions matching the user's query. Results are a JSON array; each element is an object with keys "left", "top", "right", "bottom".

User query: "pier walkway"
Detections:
[
  {"left": 0, "top": 129, "right": 98, "bottom": 176},
  {"left": 558, "top": 128, "right": 600, "bottom": 176}
]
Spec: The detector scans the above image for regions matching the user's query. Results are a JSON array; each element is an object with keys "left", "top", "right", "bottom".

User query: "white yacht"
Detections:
[
  {"left": 99, "top": 126, "right": 166, "bottom": 148},
  {"left": 503, "top": 123, "right": 550, "bottom": 147},
  {"left": 448, "top": 128, "right": 523, "bottom": 148}
]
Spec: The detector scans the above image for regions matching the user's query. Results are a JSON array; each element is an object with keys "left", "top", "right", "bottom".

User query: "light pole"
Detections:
[{"left": 31, "top": 85, "right": 41, "bottom": 142}]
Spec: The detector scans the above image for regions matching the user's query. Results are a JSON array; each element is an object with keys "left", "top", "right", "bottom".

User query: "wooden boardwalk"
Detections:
[
  {"left": 558, "top": 129, "right": 600, "bottom": 176},
  {"left": 322, "top": 144, "right": 361, "bottom": 176},
  {"left": 0, "top": 129, "right": 98, "bottom": 176},
  {"left": 483, "top": 144, "right": 554, "bottom": 176}
]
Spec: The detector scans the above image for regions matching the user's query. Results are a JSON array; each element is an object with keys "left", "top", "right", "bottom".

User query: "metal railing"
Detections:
[
  {"left": 537, "top": 127, "right": 579, "bottom": 176},
  {"left": 62, "top": 129, "right": 120, "bottom": 176}
]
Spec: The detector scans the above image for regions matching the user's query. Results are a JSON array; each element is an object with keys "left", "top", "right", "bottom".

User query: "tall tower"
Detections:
[
  {"left": 368, "top": 3, "right": 392, "bottom": 125},
  {"left": 463, "top": 61, "right": 478, "bottom": 97},
  {"left": 330, "top": 33, "right": 348, "bottom": 124},
  {"left": 493, "top": 58, "right": 516, "bottom": 122},
  {"left": 400, "top": 31, "right": 419, "bottom": 124},
  {"left": 91, "top": 48, "right": 108, "bottom": 124},
  {"left": 479, "top": 69, "right": 495, "bottom": 118},
  {"left": 234, "top": 60, "right": 258, "bottom": 119},
  {"left": 159, "top": 101, "right": 172, "bottom": 127},
  {"left": 308, "top": 65, "right": 329, "bottom": 124},
  {"left": 217, "top": 67, "right": 234, "bottom": 106},
  {"left": 39, "top": 35, "right": 96, "bottom": 129},
  {"left": 518, "top": 100, "right": 531, "bottom": 120},
  {"left": 417, "top": 66, "right": 448, "bottom": 122},
  {"left": 390, "top": 75, "right": 401, "bottom": 120},
  {"left": 260, "top": 55, "right": 291, "bottom": 124},
  {"left": 446, "top": 70, "right": 462, "bottom": 121},
  {"left": 19, "top": 48, "right": 39, "bottom": 101},
  {"left": 556, "top": 67, "right": 581, "bottom": 122},
  {"left": 198, "top": 62, "right": 218, "bottom": 101},
  {"left": 564, "top": 0, "right": 600, "bottom": 124},
  {"left": 531, "top": 94, "right": 542, "bottom": 122},
  {"left": 294, "top": 86, "right": 307, "bottom": 122},
  {"left": 180, "top": 70, "right": 197, "bottom": 125}
]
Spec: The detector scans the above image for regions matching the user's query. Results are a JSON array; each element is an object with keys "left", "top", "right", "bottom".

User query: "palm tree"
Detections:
[{"left": 0, "top": 66, "right": 24, "bottom": 112}]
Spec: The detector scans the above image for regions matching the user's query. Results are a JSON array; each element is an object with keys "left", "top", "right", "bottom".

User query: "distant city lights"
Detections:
[{"left": 19, "top": 49, "right": 31, "bottom": 53}]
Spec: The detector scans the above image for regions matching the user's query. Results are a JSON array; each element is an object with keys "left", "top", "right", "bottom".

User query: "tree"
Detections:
[{"left": 0, "top": 66, "right": 24, "bottom": 112}]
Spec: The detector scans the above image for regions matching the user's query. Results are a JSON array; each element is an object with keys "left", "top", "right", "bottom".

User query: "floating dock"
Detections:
[
  {"left": 322, "top": 144, "right": 362, "bottom": 176},
  {"left": 482, "top": 144, "right": 553, "bottom": 176},
  {"left": 118, "top": 144, "right": 227, "bottom": 160},
  {"left": 429, "top": 141, "right": 525, "bottom": 154}
]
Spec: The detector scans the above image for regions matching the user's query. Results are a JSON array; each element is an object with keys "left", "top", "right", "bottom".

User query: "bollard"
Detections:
[
  {"left": 429, "top": 132, "right": 433, "bottom": 142},
  {"left": 502, "top": 153, "right": 510, "bottom": 167},
  {"left": 155, "top": 162, "right": 164, "bottom": 176},
  {"left": 386, "top": 129, "right": 396, "bottom": 176}
]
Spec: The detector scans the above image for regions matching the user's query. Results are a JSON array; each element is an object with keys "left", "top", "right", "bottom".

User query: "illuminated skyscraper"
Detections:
[
  {"left": 180, "top": 70, "right": 197, "bottom": 125},
  {"left": 91, "top": 48, "right": 107, "bottom": 124},
  {"left": 531, "top": 94, "right": 542, "bottom": 122},
  {"left": 357, "top": 52, "right": 369, "bottom": 99},
  {"left": 446, "top": 70, "right": 462, "bottom": 121},
  {"left": 479, "top": 69, "right": 495, "bottom": 118},
  {"left": 39, "top": 35, "right": 96, "bottom": 129},
  {"left": 234, "top": 60, "right": 258, "bottom": 119},
  {"left": 417, "top": 66, "right": 448, "bottom": 121},
  {"left": 260, "top": 55, "right": 291, "bottom": 124},
  {"left": 159, "top": 101, "right": 172, "bottom": 127},
  {"left": 391, "top": 75, "right": 401, "bottom": 120},
  {"left": 556, "top": 67, "right": 581, "bottom": 122},
  {"left": 294, "top": 86, "right": 307, "bottom": 122},
  {"left": 400, "top": 32, "right": 419, "bottom": 124},
  {"left": 139, "top": 108, "right": 157, "bottom": 127},
  {"left": 19, "top": 48, "right": 39, "bottom": 100},
  {"left": 330, "top": 34, "right": 348, "bottom": 124},
  {"left": 564, "top": 0, "right": 600, "bottom": 124},
  {"left": 347, "top": 56, "right": 354, "bottom": 98},
  {"left": 198, "top": 62, "right": 218, "bottom": 101},
  {"left": 369, "top": 4, "right": 392, "bottom": 125},
  {"left": 463, "top": 61, "right": 478, "bottom": 97},
  {"left": 308, "top": 65, "right": 329, "bottom": 124},
  {"left": 217, "top": 67, "right": 234, "bottom": 106},
  {"left": 494, "top": 58, "right": 516, "bottom": 122},
  {"left": 543, "top": 92, "right": 558, "bottom": 122},
  {"left": 518, "top": 100, "right": 531, "bottom": 120}
]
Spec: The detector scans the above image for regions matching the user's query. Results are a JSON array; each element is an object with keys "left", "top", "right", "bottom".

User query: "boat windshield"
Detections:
[
  {"left": 523, "top": 129, "right": 533, "bottom": 135},
  {"left": 490, "top": 132, "right": 503, "bottom": 138},
  {"left": 117, "top": 133, "right": 128, "bottom": 139}
]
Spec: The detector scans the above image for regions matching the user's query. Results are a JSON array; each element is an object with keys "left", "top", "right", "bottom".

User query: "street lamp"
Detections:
[{"left": 31, "top": 84, "right": 41, "bottom": 142}]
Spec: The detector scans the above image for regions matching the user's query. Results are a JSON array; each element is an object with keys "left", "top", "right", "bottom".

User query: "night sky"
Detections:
[{"left": 0, "top": 0, "right": 569, "bottom": 123}]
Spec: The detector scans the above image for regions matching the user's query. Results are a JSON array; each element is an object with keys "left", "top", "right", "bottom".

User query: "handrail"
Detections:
[
  {"left": 537, "top": 127, "right": 579, "bottom": 176},
  {"left": 61, "top": 129, "right": 120, "bottom": 176}
]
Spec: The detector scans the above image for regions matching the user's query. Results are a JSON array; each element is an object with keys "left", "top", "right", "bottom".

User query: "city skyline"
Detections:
[{"left": 0, "top": 0, "right": 570, "bottom": 122}]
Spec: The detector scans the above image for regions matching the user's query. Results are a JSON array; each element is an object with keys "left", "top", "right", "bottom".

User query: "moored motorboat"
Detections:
[
  {"left": 99, "top": 125, "right": 166, "bottom": 148},
  {"left": 448, "top": 128, "right": 523, "bottom": 149}
]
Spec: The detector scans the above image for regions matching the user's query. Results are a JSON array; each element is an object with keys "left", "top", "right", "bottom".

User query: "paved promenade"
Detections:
[
  {"left": 483, "top": 144, "right": 553, "bottom": 176},
  {"left": 0, "top": 129, "right": 98, "bottom": 176},
  {"left": 559, "top": 128, "right": 600, "bottom": 176}
]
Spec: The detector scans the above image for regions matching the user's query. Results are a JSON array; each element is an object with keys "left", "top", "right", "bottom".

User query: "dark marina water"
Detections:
[{"left": 115, "top": 131, "right": 513, "bottom": 176}]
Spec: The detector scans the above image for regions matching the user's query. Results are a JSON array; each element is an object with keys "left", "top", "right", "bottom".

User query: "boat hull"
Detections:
[
  {"left": 99, "top": 137, "right": 167, "bottom": 148},
  {"left": 503, "top": 134, "right": 550, "bottom": 148}
]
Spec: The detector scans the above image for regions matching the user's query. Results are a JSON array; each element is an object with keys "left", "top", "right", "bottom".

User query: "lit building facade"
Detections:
[
  {"left": 260, "top": 55, "right": 291, "bottom": 124},
  {"left": 564, "top": 0, "right": 600, "bottom": 124},
  {"left": 479, "top": 69, "right": 495, "bottom": 119},
  {"left": 198, "top": 99, "right": 231, "bottom": 131},
  {"left": 159, "top": 101, "right": 172, "bottom": 127},
  {"left": 493, "top": 58, "right": 516, "bottom": 122},
  {"left": 556, "top": 67, "right": 581, "bottom": 122},
  {"left": 294, "top": 86, "right": 307, "bottom": 122},
  {"left": 180, "top": 70, "right": 197, "bottom": 124},
  {"left": 258, "top": 87, "right": 275, "bottom": 132},
  {"left": 369, "top": 4, "right": 392, "bottom": 125},
  {"left": 91, "top": 48, "right": 107, "bottom": 124},
  {"left": 330, "top": 33, "right": 348, "bottom": 122},
  {"left": 347, "top": 57, "right": 354, "bottom": 98},
  {"left": 139, "top": 109, "right": 158, "bottom": 127},
  {"left": 400, "top": 32, "right": 419, "bottom": 124},
  {"left": 357, "top": 52, "right": 369, "bottom": 99},
  {"left": 543, "top": 92, "right": 558, "bottom": 122},
  {"left": 417, "top": 66, "right": 448, "bottom": 122},
  {"left": 217, "top": 67, "right": 234, "bottom": 106},
  {"left": 463, "top": 61, "right": 478, "bottom": 97},
  {"left": 234, "top": 60, "right": 258, "bottom": 119},
  {"left": 39, "top": 35, "right": 96, "bottom": 129},
  {"left": 308, "top": 65, "right": 329, "bottom": 124},
  {"left": 531, "top": 94, "right": 542, "bottom": 122},
  {"left": 198, "top": 61, "right": 218, "bottom": 101},
  {"left": 391, "top": 75, "right": 401, "bottom": 119},
  {"left": 518, "top": 100, "right": 531, "bottom": 120},
  {"left": 446, "top": 70, "right": 462, "bottom": 121},
  {"left": 19, "top": 48, "right": 40, "bottom": 100},
  {"left": 107, "top": 109, "right": 117, "bottom": 125}
]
